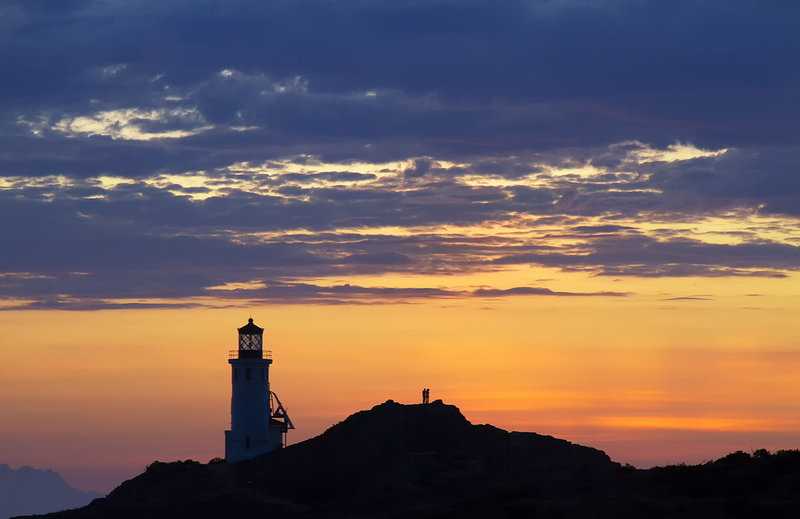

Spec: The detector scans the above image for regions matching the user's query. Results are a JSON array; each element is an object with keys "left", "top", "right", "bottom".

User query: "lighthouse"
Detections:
[{"left": 225, "top": 318, "right": 294, "bottom": 462}]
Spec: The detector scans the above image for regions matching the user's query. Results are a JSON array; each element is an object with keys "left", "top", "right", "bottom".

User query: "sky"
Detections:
[{"left": 1, "top": 0, "right": 799, "bottom": 494}]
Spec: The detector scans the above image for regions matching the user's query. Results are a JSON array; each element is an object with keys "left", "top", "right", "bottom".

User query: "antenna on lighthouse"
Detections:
[{"left": 224, "top": 318, "right": 293, "bottom": 462}]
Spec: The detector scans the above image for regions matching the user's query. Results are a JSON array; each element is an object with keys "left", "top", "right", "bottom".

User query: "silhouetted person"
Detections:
[{"left": 422, "top": 388, "right": 430, "bottom": 404}]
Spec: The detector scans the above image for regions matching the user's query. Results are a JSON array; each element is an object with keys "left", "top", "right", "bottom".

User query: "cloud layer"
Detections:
[{"left": 2, "top": 0, "right": 799, "bottom": 308}]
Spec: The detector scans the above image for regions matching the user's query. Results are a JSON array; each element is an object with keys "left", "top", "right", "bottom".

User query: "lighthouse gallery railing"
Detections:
[{"left": 228, "top": 350, "right": 272, "bottom": 360}]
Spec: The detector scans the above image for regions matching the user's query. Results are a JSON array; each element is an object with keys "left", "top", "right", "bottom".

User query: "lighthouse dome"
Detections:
[{"left": 238, "top": 317, "right": 264, "bottom": 335}]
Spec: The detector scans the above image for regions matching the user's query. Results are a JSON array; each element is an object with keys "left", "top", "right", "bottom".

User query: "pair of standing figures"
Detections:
[{"left": 422, "top": 387, "right": 430, "bottom": 404}]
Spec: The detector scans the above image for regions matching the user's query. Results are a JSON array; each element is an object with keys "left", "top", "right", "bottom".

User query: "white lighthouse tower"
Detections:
[{"left": 225, "top": 318, "right": 293, "bottom": 462}]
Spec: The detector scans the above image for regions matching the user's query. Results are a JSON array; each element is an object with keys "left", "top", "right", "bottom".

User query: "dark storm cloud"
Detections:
[
  {"left": 278, "top": 172, "right": 378, "bottom": 184},
  {"left": 1, "top": 278, "right": 631, "bottom": 310},
  {"left": 0, "top": 299, "right": 204, "bottom": 312},
  {"left": 3, "top": 1, "right": 799, "bottom": 162},
  {"left": 341, "top": 252, "right": 415, "bottom": 266},
  {"left": 3, "top": 172, "right": 795, "bottom": 308},
  {"left": 647, "top": 149, "right": 800, "bottom": 216},
  {"left": 568, "top": 225, "right": 637, "bottom": 236},
  {"left": 208, "top": 281, "right": 462, "bottom": 303},
  {"left": 2, "top": 159, "right": 798, "bottom": 292},
  {"left": 472, "top": 287, "right": 628, "bottom": 297},
  {"left": 209, "top": 281, "right": 629, "bottom": 305},
  {"left": 2, "top": 0, "right": 800, "bottom": 306},
  {"left": 491, "top": 235, "right": 800, "bottom": 278}
]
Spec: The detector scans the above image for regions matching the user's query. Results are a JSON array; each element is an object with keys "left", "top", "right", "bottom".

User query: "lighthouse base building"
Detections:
[{"left": 225, "top": 318, "right": 293, "bottom": 463}]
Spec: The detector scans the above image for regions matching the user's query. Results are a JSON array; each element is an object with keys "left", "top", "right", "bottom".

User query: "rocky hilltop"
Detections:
[{"left": 21, "top": 400, "right": 800, "bottom": 518}]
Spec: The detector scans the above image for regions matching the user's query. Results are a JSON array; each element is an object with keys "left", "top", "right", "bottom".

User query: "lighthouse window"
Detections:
[
  {"left": 260, "top": 368, "right": 265, "bottom": 380},
  {"left": 233, "top": 368, "right": 238, "bottom": 381},
  {"left": 246, "top": 368, "right": 252, "bottom": 381},
  {"left": 239, "top": 334, "right": 263, "bottom": 350}
]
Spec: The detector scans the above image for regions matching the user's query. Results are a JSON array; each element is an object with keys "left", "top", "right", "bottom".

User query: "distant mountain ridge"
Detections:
[
  {"left": 0, "top": 464, "right": 101, "bottom": 519},
  {"left": 21, "top": 400, "right": 800, "bottom": 518}
]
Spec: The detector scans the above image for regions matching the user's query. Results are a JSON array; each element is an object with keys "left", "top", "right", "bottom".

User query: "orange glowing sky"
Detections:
[{"left": 3, "top": 267, "right": 800, "bottom": 492}]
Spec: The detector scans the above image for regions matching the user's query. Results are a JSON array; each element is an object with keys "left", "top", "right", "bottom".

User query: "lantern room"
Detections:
[{"left": 237, "top": 318, "right": 264, "bottom": 358}]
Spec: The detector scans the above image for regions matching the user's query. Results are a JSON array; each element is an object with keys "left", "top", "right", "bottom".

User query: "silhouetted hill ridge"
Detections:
[
  {"left": 233, "top": 400, "right": 617, "bottom": 507},
  {"left": 20, "top": 401, "right": 800, "bottom": 518}
]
